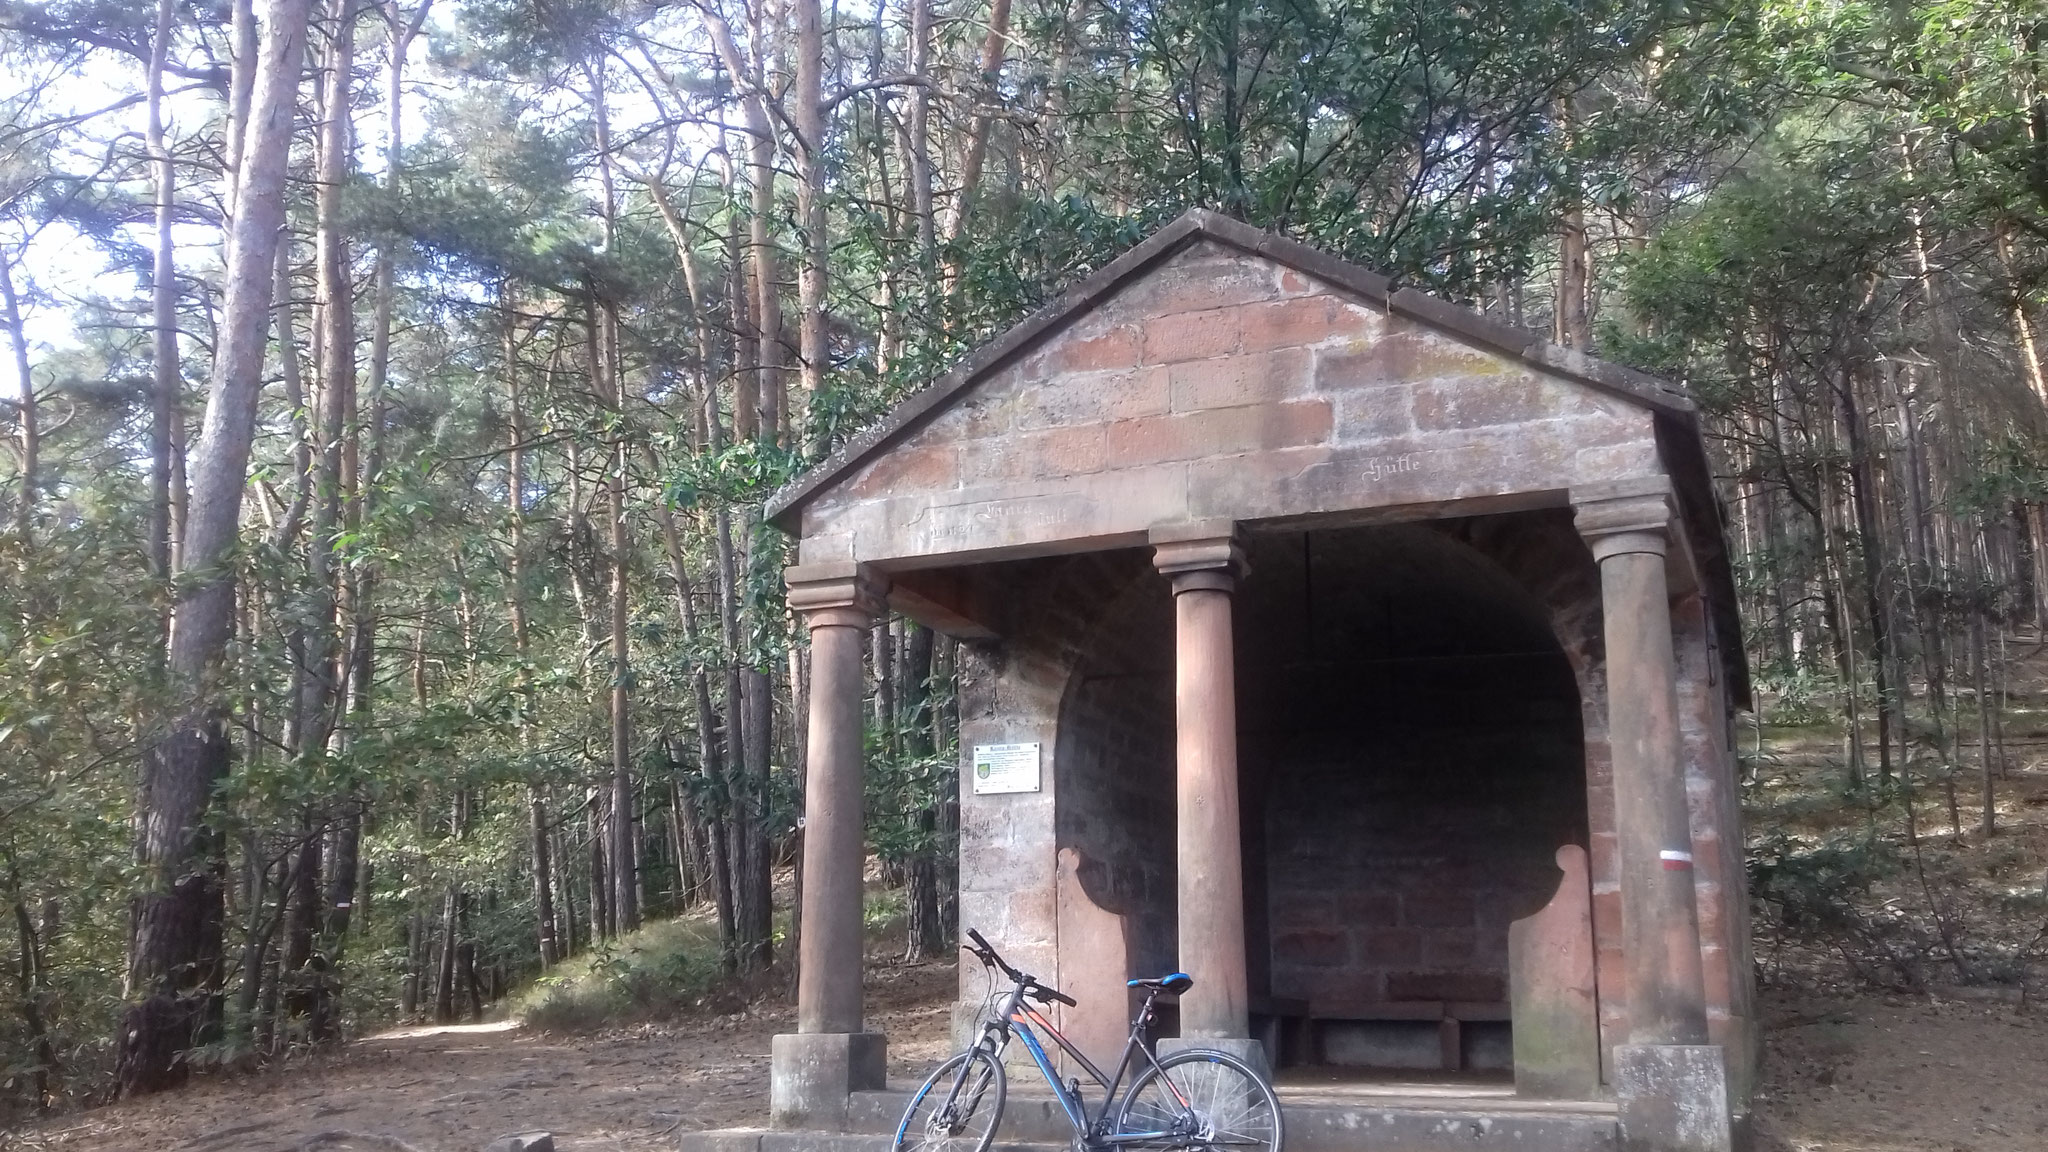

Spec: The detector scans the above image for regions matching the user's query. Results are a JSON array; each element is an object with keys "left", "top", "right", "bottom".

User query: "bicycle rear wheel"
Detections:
[
  {"left": 893, "top": 1046, "right": 1008, "bottom": 1152},
  {"left": 1113, "top": 1048, "right": 1282, "bottom": 1152}
]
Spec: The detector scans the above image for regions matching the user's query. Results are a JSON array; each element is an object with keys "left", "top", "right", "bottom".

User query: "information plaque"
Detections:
[{"left": 970, "top": 742, "right": 1041, "bottom": 795}]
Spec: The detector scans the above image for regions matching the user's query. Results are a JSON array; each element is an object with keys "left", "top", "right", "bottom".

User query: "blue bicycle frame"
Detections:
[{"left": 978, "top": 978, "right": 1194, "bottom": 1145}]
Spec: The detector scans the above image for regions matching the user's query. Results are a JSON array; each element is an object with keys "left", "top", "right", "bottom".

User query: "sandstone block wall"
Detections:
[
  {"left": 1238, "top": 526, "right": 1588, "bottom": 1057},
  {"left": 797, "top": 241, "right": 1661, "bottom": 568},
  {"left": 947, "top": 511, "right": 1754, "bottom": 1100}
]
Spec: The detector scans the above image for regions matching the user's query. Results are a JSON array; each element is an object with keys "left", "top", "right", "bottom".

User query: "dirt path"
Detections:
[
  {"left": 10, "top": 963, "right": 955, "bottom": 1152},
  {"left": 1753, "top": 989, "right": 2048, "bottom": 1152},
  {"left": 15, "top": 966, "right": 2048, "bottom": 1151}
]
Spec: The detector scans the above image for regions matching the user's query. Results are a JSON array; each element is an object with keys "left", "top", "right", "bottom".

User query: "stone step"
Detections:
[
  {"left": 1280, "top": 1101, "right": 1616, "bottom": 1151},
  {"left": 679, "top": 1130, "right": 1062, "bottom": 1152},
  {"left": 847, "top": 1088, "right": 1082, "bottom": 1143},
  {"left": 843, "top": 1088, "right": 1619, "bottom": 1152}
]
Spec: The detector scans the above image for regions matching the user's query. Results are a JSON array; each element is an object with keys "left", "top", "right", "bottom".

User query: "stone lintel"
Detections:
[
  {"left": 1151, "top": 521, "right": 1245, "bottom": 590},
  {"left": 786, "top": 562, "right": 888, "bottom": 624},
  {"left": 886, "top": 568, "right": 1001, "bottom": 640}
]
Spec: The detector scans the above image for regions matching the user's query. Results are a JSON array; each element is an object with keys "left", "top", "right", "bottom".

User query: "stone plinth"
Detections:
[
  {"left": 770, "top": 1032, "right": 887, "bottom": 1130},
  {"left": 1614, "top": 1044, "right": 1732, "bottom": 1152}
]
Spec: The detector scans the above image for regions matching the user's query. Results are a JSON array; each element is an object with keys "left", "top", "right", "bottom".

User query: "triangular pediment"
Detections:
[
  {"left": 769, "top": 211, "right": 1693, "bottom": 542},
  {"left": 769, "top": 211, "right": 1711, "bottom": 579}
]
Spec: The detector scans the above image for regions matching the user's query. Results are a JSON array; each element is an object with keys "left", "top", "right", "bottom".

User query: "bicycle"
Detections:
[{"left": 892, "top": 928, "right": 1282, "bottom": 1152}]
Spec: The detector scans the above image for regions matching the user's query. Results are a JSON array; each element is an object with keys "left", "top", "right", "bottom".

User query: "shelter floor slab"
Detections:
[{"left": 677, "top": 1083, "right": 1617, "bottom": 1152}]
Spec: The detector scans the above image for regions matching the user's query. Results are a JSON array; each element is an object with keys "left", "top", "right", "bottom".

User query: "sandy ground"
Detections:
[
  {"left": 6, "top": 961, "right": 955, "bottom": 1152},
  {"left": 1752, "top": 988, "right": 2048, "bottom": 1152},
  {"left": 13, "top": 963, "right": 2048, "bottom": 1152}
]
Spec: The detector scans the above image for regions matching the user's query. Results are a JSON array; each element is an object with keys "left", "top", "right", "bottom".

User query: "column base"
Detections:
[
  {"left": 1157, "top": 1036, "right": 1272, "bottom": 1082},
  {"left": 1615, "top": 1044, "right": 1732, "bottom": 1152},
  {"left": 769, "top": 1032, "right": 887, "bottom": 1130}
]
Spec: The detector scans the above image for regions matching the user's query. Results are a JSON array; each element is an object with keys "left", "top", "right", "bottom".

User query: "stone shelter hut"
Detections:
[{"left": 751, "top": 210, "right": 1755, "bottom": 1152}]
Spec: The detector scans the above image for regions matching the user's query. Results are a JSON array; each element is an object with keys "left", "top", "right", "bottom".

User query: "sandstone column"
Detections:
[
  {"left": 1573, "top": 478, "right": 1729, "bottom": 1152},
  {"left": 1151, "top": 523, "right": 1251, "bottom": 1048},
  {"left": 772, "top": 561, "right": 888, "bottom": 1128}
]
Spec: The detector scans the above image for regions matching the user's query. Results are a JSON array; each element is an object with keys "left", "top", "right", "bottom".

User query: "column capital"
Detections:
[
  {"left": 1150, "top": 521, "right": 1245, "bottom": 593},
  {"left": 1571, "top": 476, "right": 1675, "bottom": 563},
  {"left": 785, "top": 561, "right": 888, "bottom": 628}
]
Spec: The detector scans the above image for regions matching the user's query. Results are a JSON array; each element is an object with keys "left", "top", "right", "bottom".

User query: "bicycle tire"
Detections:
[
  {"left": 893, "top": 1046, "right": 1008, "bottom": 1152},
  {"left": 1112, "top": 1048, "right": 1283, "bottom": 1152}
]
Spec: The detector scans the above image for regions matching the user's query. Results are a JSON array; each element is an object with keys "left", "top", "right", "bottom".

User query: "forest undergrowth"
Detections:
[
  {"left": 1747, "top": 652, "right": 2048, "bottom": 1002},
  {"left": 1743, "top": 637, "right": 2048, "bottom": 1151},
  {"left": 15, "top": 661, "right": 2048, "bottom": 1152}
]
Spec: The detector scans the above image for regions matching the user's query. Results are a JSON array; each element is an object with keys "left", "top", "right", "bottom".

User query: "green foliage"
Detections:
[
  {"left": 0, "top": 518, "right": 166, "bottom": 1108},
  {"left": 8, "top": 0, "right": 2048, "bottom": 1114},
  {"left": 1750, "top": 830, "right": 1931, "bottom": 988},
  {"left": 514, "top": 916, "right": 726, "bottom": 1031}
]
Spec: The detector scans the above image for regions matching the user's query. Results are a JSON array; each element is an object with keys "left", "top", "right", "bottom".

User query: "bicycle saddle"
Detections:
[{"left": 1126, "top": 972, "right": 1194, "bottom": 994}]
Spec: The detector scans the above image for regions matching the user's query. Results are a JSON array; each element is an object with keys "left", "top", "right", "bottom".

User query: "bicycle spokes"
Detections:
[
  {"left": 896, "top": 1047, "right": 1007, "bottom": 1152},
  {"left": 1116, "top": 1054, "right": 1281, "bottom": 1152}
]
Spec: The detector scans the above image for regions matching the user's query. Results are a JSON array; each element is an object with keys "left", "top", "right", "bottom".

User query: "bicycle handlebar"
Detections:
[{"left": 963, "top": 928, "right": 1077, "bottom": 1007}]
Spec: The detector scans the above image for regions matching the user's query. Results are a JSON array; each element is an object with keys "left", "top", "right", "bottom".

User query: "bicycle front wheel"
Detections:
[
  {"left": 892, "top": 1046, "right": 1008, "bottom": 1152},
  {"left": 1113, "top": 1048, "right": 1282, "bottom": 1152}
]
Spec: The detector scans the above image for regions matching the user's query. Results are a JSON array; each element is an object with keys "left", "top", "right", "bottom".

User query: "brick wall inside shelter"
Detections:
[
  {"left": 1239, "top": 525, "right": 1588, "bottom": 1036},
  {"left": 944, "top": 510, "right": 1754, "bottom": 1090}
]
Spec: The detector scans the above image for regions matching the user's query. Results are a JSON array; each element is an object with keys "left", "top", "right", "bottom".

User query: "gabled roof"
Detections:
[
  {"left": 766, "top": 209, "right": 1747, "bottom": 704},
  {"left": 767, "top": 209, "right": 1696, "bottom": 528}
]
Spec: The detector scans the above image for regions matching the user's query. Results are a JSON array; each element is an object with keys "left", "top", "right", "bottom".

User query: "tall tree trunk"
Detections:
[
  {"left": 582, "top": 60, "right": 641, "bottom": 936},
  {"left": 433, "top": 887, "right": 457, "bottom": 1022},
  {"left": 120, "top": 0, "right": 314, "bottom": 1095},
  {"left": 1556, "top": 216, "right": 1590, "bottom": 347},
  {"left": 742, "top": 663, "right": 774, "bottom": 965},
  {"left": 901, "top": 623, "right": 944, "bottom": 960},
  {"left": 1973, "top": 595, "right": 1996, "bottom": 837},
  {"left": 714, "top": 506, "right": 756, "bottom": 969},
  {"left": 400, "top": 906, "right": 422, "bottom": 1018},
  {"left": 503, "top": 312, "right": 560, "bottom": 968},
  {"left": 1835, "top": 371, "right": 1901, "bottom": 789},
  {"left": 458, "top": 895, "right": 481, "bottom": 1019},
  {"left": 528, "top": 789, "right": 559, "bottom": 966},
  {"left": 700, "top": 7, "right": 782, "bottom": 441},
  {"left": 794, "top": 0, "right": 825, "bottom": 449},
  {"left": 223, "top": 0, "right": 257, "bottom": 206},
  {"left": 315, "top": 806, "right": 358, "bottom": 1040},
  {"left": 905, "top": 0, "right": 935, "bottom": 269},
  {"left": 146, "top": 0, "right": 180, "bottom": 585},
  {"left": 604, "top": 383, "right": 640, "bottom": 935},
  {"left": 872, "top": 619, "right": 895, "bottom": 753},
  {"left": 292, "top": 0, "right": 358, "bottom": 1041},
  {"left": 939, "top": 0, "right": 1015, "bottom": 292},
  {"left": 588, "top": 790, "right": 611, "bottom": 941},
  {"left": 279, "top": 820, "right": 322, "bottom": 1035},
  {"left": 1997, "top": 220, "right": 2048, "bottom": 409},
  {"left": 232, "top": 834, "right": 274, "bottom": 1042},
  {"left": 553, "top": 816, "right": 580, "bottom": 959},
  {"left": 0, "top": 252, "right": 35, "bottom": 537},
  {"left": 935, "top": 636, "right": 959, "bottom": 934},
  {"left": 10, "top": 885, "right": 56, "bottom": 1111}
]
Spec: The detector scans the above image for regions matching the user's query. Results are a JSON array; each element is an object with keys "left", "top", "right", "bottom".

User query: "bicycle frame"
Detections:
[{"left": 976, "top": 981, "right": 1193, "bottom": 1146}]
